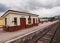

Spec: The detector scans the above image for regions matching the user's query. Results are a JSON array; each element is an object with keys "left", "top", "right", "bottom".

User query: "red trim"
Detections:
[
  {"left": 3, "top": 23, "right": 39, "bottom": 32},
  {"left": 3, "top": 26, "right": 22, "bottom": 31},
  {"left": 34, "top": 23, "right": 39, "bottom": 26},
  {"left": 25, "top": 24, "right": 33, "bottom": 28},
  {"left": 3, "top": 26, "right": 8, "bottom": 31}
]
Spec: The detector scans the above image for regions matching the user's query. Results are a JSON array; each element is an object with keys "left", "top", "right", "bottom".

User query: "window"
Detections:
[
  {"left": 36, "top": 18, "right": 37, "bottom": 23},
  {"left": 5, "top": 18, "right": 7, "bottom": 25},
  {"left": 28, "top": 18, "right": 31, "bottom": 24},
  {"left": 14, "top": 17, "right": 17, "bottom": 25}
]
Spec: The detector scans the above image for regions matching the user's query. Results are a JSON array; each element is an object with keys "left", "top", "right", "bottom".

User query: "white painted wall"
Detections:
[
  {"left": 2, "top": 13, "right": 39, "bottom": 26},
  {"left": 2, "top": 14, "right": 11, "bottom": 26}
]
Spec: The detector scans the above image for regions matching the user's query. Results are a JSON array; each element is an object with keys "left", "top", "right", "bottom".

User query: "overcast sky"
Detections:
[{"left": 0, "top": 0, "right": 60, "bottom": 17}]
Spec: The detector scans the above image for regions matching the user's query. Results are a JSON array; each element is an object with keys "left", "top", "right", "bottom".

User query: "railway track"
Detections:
[
  {"left": 23, "top": 22, "right": 59, "bottom": 43},
  {"left": 4, "top": 22, "right": 59, "bottom": 43},
  {"left": 35, "top": 22, "right": 59, "bottom": 43}
]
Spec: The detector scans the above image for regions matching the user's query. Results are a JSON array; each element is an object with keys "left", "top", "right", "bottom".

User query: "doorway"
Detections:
[
  {"left": 20, "top": 18, "right": 26, "bottom": 28},
  {"left": 33, "top": 18, "right": 35, "bottom": 26}
]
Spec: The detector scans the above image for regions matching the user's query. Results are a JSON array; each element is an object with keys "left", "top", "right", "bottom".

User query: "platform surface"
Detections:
[{"left": 0, "top": 21, "right": 58, "bottom": 43}]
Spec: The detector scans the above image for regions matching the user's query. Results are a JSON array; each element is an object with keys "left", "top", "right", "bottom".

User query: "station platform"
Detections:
[{"left": 0, "top": 21, "right": 58, "bottom": 43}]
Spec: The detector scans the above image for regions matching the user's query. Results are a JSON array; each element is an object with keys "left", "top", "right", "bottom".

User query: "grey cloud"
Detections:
[
  {"left": 25, "top": 0, "right": 60, "bottom": 9},
  {"left": 10, "top": 0, "right": 60, "bottom": 12},
  {"left": 55, "top": 0, "right": 60, "bottom": 6},
  {"left": 16, "top": 0, "right": 41, "bottom": 12},
  {"left": 27, "top": 0, "right": 60, "bottom": 9},
  {"left": 0, "top": 4, "right": 9, "bottom": 12},
  {"left": 0, "top": 0, "right": 60, "bottom": 14}
]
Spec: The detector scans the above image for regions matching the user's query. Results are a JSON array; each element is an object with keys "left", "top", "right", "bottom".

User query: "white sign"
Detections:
[{"left": 21, "top": 16, "right": 25, "bottom": 18}]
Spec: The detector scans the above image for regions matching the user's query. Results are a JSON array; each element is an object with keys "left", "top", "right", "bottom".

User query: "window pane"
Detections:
[
  {"left": 14, "top": 17, "right": 17, "bottom": 25},
  {"left": 28, "top": 18, "right": 31, "bottom": 24}
]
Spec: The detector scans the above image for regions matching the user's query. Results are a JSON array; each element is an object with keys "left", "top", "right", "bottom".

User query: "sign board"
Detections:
[{"left": 21, "top": 16, "right": 25, "bottom": 18}]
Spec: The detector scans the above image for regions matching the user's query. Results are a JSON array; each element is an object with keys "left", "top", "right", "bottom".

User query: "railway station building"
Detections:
[{"left": 1, "top": 10, "right": 39, "bottom": 31}]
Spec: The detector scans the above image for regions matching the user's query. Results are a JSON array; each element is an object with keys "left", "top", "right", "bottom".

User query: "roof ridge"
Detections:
[
  {"left": 8, "top": 10, "right": 39, "bottom": 16},
  {"left": 1, "top": 10, "right": 39, "bottom": 18}
]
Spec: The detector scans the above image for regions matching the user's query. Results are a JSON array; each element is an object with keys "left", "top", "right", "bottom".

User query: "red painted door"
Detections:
[
  {"left": 20, "top": 18, "right": 26, "bottom": 28},
  {"left": 33, "top": 18, "right": 35, "bottom": 25}
]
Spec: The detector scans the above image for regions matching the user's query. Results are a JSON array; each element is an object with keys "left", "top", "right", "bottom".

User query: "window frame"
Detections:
[
  {"left": 28, "top": 18, "right": 31, "bottom": 24},
  {"left": 14, "top": 17, "right": 17, "bottom": 25}
]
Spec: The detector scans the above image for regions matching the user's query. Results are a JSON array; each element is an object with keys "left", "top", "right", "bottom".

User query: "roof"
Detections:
[{"left": 1, "top": 10, "right": 39, "bottom": 18}]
